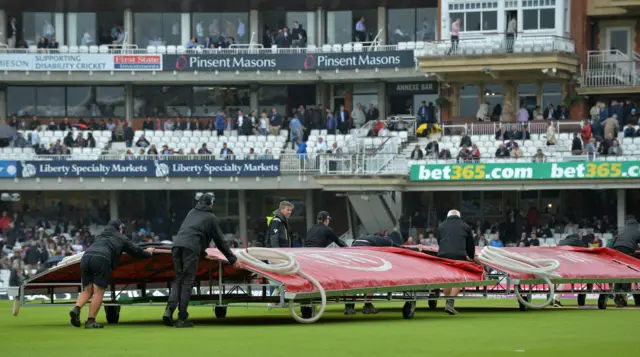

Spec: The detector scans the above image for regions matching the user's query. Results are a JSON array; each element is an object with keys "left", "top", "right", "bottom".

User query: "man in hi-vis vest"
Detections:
[{"left": 265, "top": 201, "right": 294, "bottom": 248}]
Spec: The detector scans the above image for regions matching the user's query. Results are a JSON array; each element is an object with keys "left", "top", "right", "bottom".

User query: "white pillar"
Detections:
[
  {"left": 305, "top": 190, "right": 314, "bottom": 231},
  {"left": 55, "top": 13, "right": 65, "bottom": 45},
  {"left": 249, "top": 10, "right": 259, "bottom": 45},
  {"left": 316, "top": 7, "right": 325, "bottom": 46},
  {"left": 67, "top": 13, "right": 78, "bottom": 46},
  {"left": 238, "top": 190, "right": 248, "bottom": 245},
  {"left": 394, "top": 192, "right": 403, "bottom": 219},
  {"left": 517, "top": 6, "right": 524, "bottom": 34},
  {"left": 181, "top": 13, "right": 190, "bottom": 46},
  {"left": 441, "top": 0, "right": 450, "bottom": 39},
  {"left": 555, "top": 0, "right": 565, "bottom": 37},
  {"left": 124, "top": 8, "right": 133, "bottom": 44},
  {"left": 0, "top": 10, "right": 7, "bottom": 45},
  {"left": 617, "top": 189, "right": 626, "bottom": 232},
  {"left": 109, "top": 191, "right": 119, "bottom": 220},
  {"left": 377, "top": 81, "right": 387, "bottom": 119},
  {"left": 497, "top": 0, "right": 506, "bottom": 35},
  {"left": 376, "top": 7, "right": 386, "bottom": 45}
]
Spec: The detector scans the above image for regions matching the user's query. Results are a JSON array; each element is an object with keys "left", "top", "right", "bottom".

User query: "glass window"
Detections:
[
  {"left": 482, "top": 11, "right": 498, "bottom": 31},
  {"left": 517, "top": 83, "right": 537, "bottom": 110},
  {"left": 22, "top": 12, "right": 55, "bottom": 45},
  {"left": 483, "top": 191, "right": 504, "bottom": 217},
  {"left": 7, "top": 87, "right": 36, "bottom": 117},
  {"left": 466, "top": 12, "right": 481, "bottom": 31},
  {"left": 539, "top": 9, "right": 555, "bottom": 29},
  {"left": 416, "top": 8, "right": 438, "bottom": 41},
  {"left": 75, "top": 13, "right": 97, "bottom": 46},
  {"left": 353, "top": 9, "right": 377, "bottom": 42},
  {"left": 461, "top": 191, "right": 481, "bottom": 217},
  {"left": 327, "top": 11, "right": 352, "bottom": 44},
  {"left": 134, "top": 86, "right": 192, "bottom": 117},
  {"left": 66, "top": 87, "right": 92, "bottom": 117},
  {"left": 259, "top": 86, "right": 287, "bottom": 115},
  {"left": 459, "top": 84, "right": 479, "bottom": 117},
  {"left": 389, "top": 9, "right": 416, "bottom": 44},
  {"left": 192, "top": 13, "right": 250, "bottom": 45},
  {"left": 522, "top": 10, "right": 538, "bottom": 30},
  {"left": 286, "top": 12, "right": 316, "bottom": 45},
  {"left": 134, "top": 13, "right": 181, "bottom": 47},
  {"left": 483, "top": 84, "right": 504, "bottom": 119},
  {"left": 542, "top": 82, "right": 562, "bottom": 108},
  {"left": 192, "top": 86, "right": 250, "bottom": 116},
  {"left": 36, "top": 87, "right": 65, "bottom": 116},
  {"left": 449, "top": 13, "right": 464, "bottom": 33},
  {"left": 96, "top": 87, "right": 125, "bottom": 117}
]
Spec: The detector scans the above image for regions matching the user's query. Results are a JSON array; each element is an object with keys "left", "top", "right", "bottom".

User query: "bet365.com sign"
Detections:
[{"left": 409, "top": 161, "right": 640, "bottom": 181}]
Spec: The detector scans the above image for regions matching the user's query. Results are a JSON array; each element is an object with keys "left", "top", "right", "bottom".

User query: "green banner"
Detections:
[{"left": 409, "top": 161, "right": 640, "bottom": 181}]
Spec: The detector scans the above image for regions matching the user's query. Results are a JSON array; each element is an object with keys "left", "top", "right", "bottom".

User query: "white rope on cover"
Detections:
[
  {"left": 234, "top": 247, "right": 326, "bottom": 323},
  {"left": 476, "top": 246, "right": 562, "bottom": 309}
]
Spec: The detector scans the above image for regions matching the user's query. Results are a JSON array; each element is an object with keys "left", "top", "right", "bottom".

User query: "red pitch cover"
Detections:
[{"left": 205, "top": 247, "right": 486, "bottom": 294}]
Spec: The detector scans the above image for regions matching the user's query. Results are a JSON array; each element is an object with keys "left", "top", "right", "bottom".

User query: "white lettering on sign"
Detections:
[
  {"left": 395, "top": 83, "right": 434, "bottom": 92},
  {"left": 292, "top": 251, "right": 393, "bottom": 272}
]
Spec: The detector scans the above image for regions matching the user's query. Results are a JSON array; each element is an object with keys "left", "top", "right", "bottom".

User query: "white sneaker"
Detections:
[{"left": 267, "top": 303, "right": 279, "bottom": 310}]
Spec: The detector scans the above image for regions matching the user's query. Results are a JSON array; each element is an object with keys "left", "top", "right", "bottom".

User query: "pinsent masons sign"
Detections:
[
  {"left": 17, "top": 160, "right": 280, "bottom": 178},
  {"left": 164, "top": 51, "right": 415, "bottom": 71}
]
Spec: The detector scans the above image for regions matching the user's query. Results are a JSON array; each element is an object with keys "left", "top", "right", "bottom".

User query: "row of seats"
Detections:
[
  {"left": 404, "top": 155, "right": 639, "bottom": 167},
  {"left": 135, "top": 130, "right": 288, "bottom": 138},
  {"left": 136, "top": 135, "right": 286, "bottom": 145},
  {"left": 26, "top": 130, "right": 112, "bottom": 139}
]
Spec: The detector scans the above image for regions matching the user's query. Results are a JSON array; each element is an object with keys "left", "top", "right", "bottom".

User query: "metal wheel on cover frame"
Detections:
[
  {"left": 402, "top": 301, "right": 416, "bottom": 319},
  {"left": 214, "top": 305, "right": 227, "bottom": 318}
]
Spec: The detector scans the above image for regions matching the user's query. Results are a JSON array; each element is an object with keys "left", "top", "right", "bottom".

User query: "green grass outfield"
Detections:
[{"left": 1, "top": 299, "right": 639, "bottom": 357}]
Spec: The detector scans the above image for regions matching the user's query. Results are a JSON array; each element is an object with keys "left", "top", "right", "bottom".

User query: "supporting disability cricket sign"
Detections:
[{"left": 409, "top": 161, "right": 640, "bottom": 181}]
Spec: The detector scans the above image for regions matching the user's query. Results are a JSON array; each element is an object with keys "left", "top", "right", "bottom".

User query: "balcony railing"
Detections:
[
  {"left": 581, "top": 50, "right": 640, "bottom": 88},
  {"left": 415, "top": 35, "right": 575, "bottom": 57}
]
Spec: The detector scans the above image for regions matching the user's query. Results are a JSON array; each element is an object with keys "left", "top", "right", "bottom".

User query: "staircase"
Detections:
[{"left": 583, "top": 50, "right": 638, "bottom": 87}]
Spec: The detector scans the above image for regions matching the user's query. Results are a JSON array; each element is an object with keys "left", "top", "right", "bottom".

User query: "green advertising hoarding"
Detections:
[{"left": 409, "top": 161, "right": 640, "bottom": 181}]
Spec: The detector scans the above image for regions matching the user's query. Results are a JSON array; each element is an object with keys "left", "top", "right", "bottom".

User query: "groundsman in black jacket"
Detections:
[
  {"left": 265, "top": 201, "right": 294, "bottom": 248},
  {"left": 163, "top": 193, "right": 240, "bottom": 328}
]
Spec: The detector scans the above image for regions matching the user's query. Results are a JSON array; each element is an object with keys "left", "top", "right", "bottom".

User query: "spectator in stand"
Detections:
[
  {"left": 295, "top": 138, "right": 307, "bottom": 159},
  {"left": 215, "top": 111, "right": 225, "bottom": 136},
  {"left": 505, "top": 138, "right": 517, "bottom": 151},
  {"left": 87, "top": 133, "right": 96, "bottom": 148},
  {"left": 495, "top": 143, "right": 510, "bottom": 158},
  {"left": 457, "top": 145, "right": 471, "bottom": 163},
  {"left": 510, "top": 143, "right": 523, "bottom": 158},
  {"left": 586, "top": 138, "right": 596, "bottom": 160},
  {"left": 581, "top": 120, "right": 592, "bottom": 142},
  {"left": 351, "top": 103, "right": 366, "bottom": 128},
  {"left": 315, "top": 137, "right": 327, "bottom": 153},
  {"left": 505, "top": 125, "right": 518, "bottom": 140},
  {"left": 624, "top": 123, "right": 636, "bottom": 138},
  {"left": 533, "top": 105, "right": 543, "bottom": 120},
  {"left": 136, "top": 135, "right": 150, "bottom": 148},
  {"left": 598, "top": 102, "right": 609, "bottom": 122},
  {"left": 591, "top": 119, "right": 604, "bottom": 142},
  {"left": 335, "top": 105, "right": 351, "bottom": 134},
  {"left": 269, "top": 108, "right": 282, "bottom": 135},
  {"left": 424, "top": 233, "right": 438, "bottom": 246},
  {"left": 246, "top": 148, "right": 258, "bottom": 160},
  {"left": 290, "top": 114, "right": 304, "bottom": 149},
  {"left": 544, "top": 104, "right": 556, "bottom": 120},
  {"left": 367, "top": 104, "right": 380, "bottom": 123},
  {"left": 459, "top": 132, "right": 472, "bottom": 147},
  {"left": 545, "top": 121, "right": 556, "bottom": 145},
  {"left": 439, "top": 148, "right": 452, "bottom": 160},
  {"left": 571, "top": 133, "right": 583, "bottom": 155},
  {"left": 220, "top": 143, "right": 233, "bottom": 159},
  {"left": 529, "top": 232, "right": 540, "bottom": 246},
  {"left": 517, "top": 104, "right": 529, "bottom": 122},
  {"left": 598, "top": 133, "right": 614, "bottom": 156},
  {"left": 378, "top": 123, "right": 389, "bottom": 137},
  {"left": 74, "top": 133, "right": 87, "bottom": 148},
  {"left": 470, "top": 144, "right": 480, "bottom": 162},
  {"left": 198, "top": 144, "right": 211, "bottom": 155},
  {"left": 603, "top": 115, "right": 620, "bottom": 138},
  {"left": 164, "top": 118, "right": 174, "bottom": 131},
  {"left": 425, "top": 140, "right": 439, "bottom": 158},
  {"left": 519, "top": 125, "right": 531, "bottom": 140},
  {"left": 608, "top": 139, "right": 623, "bottom": 156},
  {"left": 532, "top": 149, "right": 545, "bottom": 162},
  {"left": 410, "top": 145, "right": 423, "bottom": 159},
  {"left": 326, "top": 113, "right": 338, "bottom": 135},
  {"left": 490, "top": 233, "right": 504, "bottom": 247},
  {"left": 628, "top": 108, "right": 638, "bottom": 125}
]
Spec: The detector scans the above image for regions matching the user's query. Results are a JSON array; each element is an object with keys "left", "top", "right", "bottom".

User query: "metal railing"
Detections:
[
  {"left": 0, "top": 43, "right": 405, "bottom": 56},
  {"left": 581, "top": 50, "right": 640, "bottom": 88},
  {"left": 415, "top": 35, "right": 575, "bottom": 57},
  {"left": 437, "top": 121, "right": 582, "bottom": 137}
]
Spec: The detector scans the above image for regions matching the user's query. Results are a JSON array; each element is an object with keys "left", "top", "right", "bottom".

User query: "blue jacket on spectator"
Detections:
[
  {"left": 599, "top": 108, "right": 609, "bottom": 122},
  {"left": 215, "top": 115, "right": 225, "bottom": 131},
  {"left": 327, "top": 116, "right": 337, "bottom": 131},
  {"left": 296, "top": 141, "right": 307, "bottom": 159}
]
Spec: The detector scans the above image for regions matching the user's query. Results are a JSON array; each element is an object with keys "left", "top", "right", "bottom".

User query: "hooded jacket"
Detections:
[
  {"left": 172, "top": 203, "right": 237, "bottom": 264},
  {"left": 266, "top": 209, "right": 291, "bottom": 248},
  {"left": 613, "top": 219, "right": 640, "bottom": 252},
  {"left": 85, "top": 221, "right": 151, "bottom": 269}
]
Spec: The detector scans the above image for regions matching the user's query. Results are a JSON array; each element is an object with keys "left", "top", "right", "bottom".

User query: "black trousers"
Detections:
[
  {"left": 613, "top": 246, "right": 635, "bottom": 293},
  {"left": 167, "top": 247, "right": 199, "bottom": 320}
]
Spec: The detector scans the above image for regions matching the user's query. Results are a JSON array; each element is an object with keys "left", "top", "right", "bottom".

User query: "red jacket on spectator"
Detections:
[
  {"left": 581, "top": 124, "right": 592, "bottom": 142},
  {"left": 0, "top": 215, "right": 11, "bottom": 230}
]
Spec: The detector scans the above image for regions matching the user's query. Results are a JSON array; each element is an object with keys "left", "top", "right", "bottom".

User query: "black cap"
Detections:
[
  {"left": 196, "top": 192, "right": 215, "bottom": 206},
  {"left": 317, "top": 211, "right": 331, "bottom": 222},
  {"left": 108, "top": 219, "right": 125, "bottom": 231}
]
